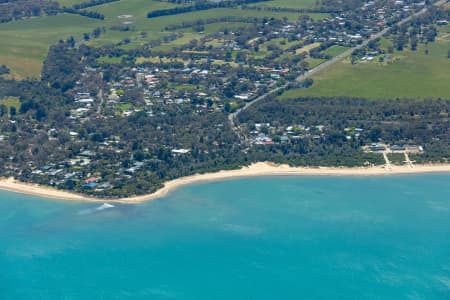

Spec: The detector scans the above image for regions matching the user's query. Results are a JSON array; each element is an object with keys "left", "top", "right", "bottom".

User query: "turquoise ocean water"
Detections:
[{"left": 1, "top": 175, "right": 450, "bottom": 299}]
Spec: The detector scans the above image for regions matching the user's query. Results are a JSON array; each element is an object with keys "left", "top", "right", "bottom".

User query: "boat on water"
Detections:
[{"left": 78, "top": 203, "right": 115, "bottom": 215}]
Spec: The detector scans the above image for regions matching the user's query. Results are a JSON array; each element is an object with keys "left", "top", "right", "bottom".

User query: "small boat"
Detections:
[
  {"left": 97, "top": 203, "right": 115, "bottom": 210},
  {"left": 79, "top": 203, "right": 115, "bottom": 215}
]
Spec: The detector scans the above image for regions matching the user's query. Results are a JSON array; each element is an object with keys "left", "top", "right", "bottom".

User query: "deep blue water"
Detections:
[{"left": 1, "top": 175, "right": 450, "bottom": 299}]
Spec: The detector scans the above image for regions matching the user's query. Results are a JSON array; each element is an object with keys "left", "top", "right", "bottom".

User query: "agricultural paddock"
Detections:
[{"left": 281, "top": 40, "right": 450, "bottom": 100}]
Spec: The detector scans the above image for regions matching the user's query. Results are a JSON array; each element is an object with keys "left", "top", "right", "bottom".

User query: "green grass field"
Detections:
[
  {"left": 0, "top": 14, "right": 103, "bottom": 79},
  {"left": 322, "top": 45, "right": 348, "bottom": 57},
  {"left": 306, "top": 57, "right": 325, "bottom": 68},
  {"left": 250, "top": 0, "right": 317, "bottom": 9},
  {"left": 56, "top": 0, "right": 87, "bottom": 7},
  {"left": 0, "top": 96, "right": 21, "bottom": 117},
  {"left": 281, "top": 39, "right": 450, "bottom": 99}
]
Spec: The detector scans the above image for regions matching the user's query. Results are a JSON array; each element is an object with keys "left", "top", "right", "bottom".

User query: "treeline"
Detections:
[
  {"left": 0, "top": 0, "right": 59, "bottom": 23},
  {"left": 154, "top": 0, "right": 194, "bottom": 3},
  {"left": 164, "top": 15, "right": 260, "bottom": 30},
  {"left": 241, "top": 5, "right": 340, "bottom": 14},
  {"left": 62, "top": 7, "right": 105, "bottom": 19},
  {"left": 147, "top": 0, "right": 271, "bottom": 18},
  {"left": 0, "top": 0, "right": 111, "bottom": 22},
  {"left": 72, "top": 0, "right": 120, "bottom": 10}
]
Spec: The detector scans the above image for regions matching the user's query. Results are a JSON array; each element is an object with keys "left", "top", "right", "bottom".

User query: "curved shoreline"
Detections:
[{"left": 1, "top": 162, "right": 450, "bottom": 203}]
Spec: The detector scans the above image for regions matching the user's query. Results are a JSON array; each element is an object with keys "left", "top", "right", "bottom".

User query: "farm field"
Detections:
[
  {"left": 281, "top": 40, "right": 450, "bottom": 100},
  {"left": 0, "top": 14, "right": 102, "bottom": 79}
]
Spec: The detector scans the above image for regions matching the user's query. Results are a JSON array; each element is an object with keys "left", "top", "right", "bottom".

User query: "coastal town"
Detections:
[
  {"left": 0, "top": 0, "right": 449, "bottom": 197},
  {"left": 2, "top": 0, "right": 450, "bottom": 298}
]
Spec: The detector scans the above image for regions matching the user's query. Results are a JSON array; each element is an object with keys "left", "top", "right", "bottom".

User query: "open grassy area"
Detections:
[
  {"left": 0, "top": 14, "right": 102, "bottom": 79},
  {"left": 322, "top": 45, "right": 348, "bottom": 57},
  {"left": 250, "top": 0, "right": 317, "bottom": 9},
  {"left": 196, "top": 22, "right": 254, "bottom": 35},
  {"left": 281, "top": 39, "right": 450, "bottom": 100},
  {"left": 0, "top": 96, "right": 21, "bottom": 117},
  {"left": 55, "top": 0, "right": 87, "bottom": 7},
  {"left": 295, "top": 42, "right": 320, "bottom": 54},
  {"left": 98, "top": 55, "right": 126, "bottom": 64},
  {"left": 305, "top": 57, "right": 325, "bottom": 68},
  {"left": 260, "top": 37, "right": 300, "bottom": 51}
]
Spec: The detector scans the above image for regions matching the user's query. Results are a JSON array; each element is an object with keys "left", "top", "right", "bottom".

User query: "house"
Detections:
[
  {"left": 80, "top": 150, "right": 95, "bottom": 157},
  {"left": 234, "top": 94, "right": 249, "bottom": 101},
  {"left": 83, "top": 182, "right": 98, "bottom": 189},
  {"left": 171, "top": 149, "right": 190, "bottom": 154},
  {"left": 369, "top": 143, "right": 386, "bottom": 152},
  {"left": 390, "top": 145, "right": 405, "bottom": 152},
  {"left": 84, "top": 177, "right": 98, "bottom": 183},
  {"left": 280, "top": 136, "right": 289, "bottom": 143}
]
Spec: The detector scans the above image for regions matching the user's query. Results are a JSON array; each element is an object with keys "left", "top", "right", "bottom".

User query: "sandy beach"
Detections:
[{"left": 1, "top": 162, "right": 450, "bottom": 203}]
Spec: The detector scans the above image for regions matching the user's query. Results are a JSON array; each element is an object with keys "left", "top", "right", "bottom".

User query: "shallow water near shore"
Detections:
[{"left": 1, "top": 175, "right": 450, "bottom": 299}]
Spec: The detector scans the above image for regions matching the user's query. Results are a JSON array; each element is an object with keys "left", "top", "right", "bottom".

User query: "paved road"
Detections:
[
  {"left": 97, "top": 89, "right": 104, "bottom": 115},
  {"left": 228, "top": 0, "right": 448, "bottom": 134},
  {"left": 96, "top": 72, "right": 104, "bottom": 115}
]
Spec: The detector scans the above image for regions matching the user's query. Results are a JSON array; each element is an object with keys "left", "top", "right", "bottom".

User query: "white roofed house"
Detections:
[{"left": 171, "top": 148, "right": 190, "bottom": 155}]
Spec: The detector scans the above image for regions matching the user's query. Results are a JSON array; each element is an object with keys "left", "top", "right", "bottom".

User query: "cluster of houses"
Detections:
[
  {"left": 100, "top": 62, "right": 282, "bottom": 118},
  {"left": 25, "top": 145, "right": 114, "bottom": 191},
  {"left": 272, "top": 0, "right": 426, "bottom": 48},
  {"left": 248, "top": 123, "right": 328, "bottom": 145},
  {"left": 70, "top": 92, "right": 97, "bottom": 121}
]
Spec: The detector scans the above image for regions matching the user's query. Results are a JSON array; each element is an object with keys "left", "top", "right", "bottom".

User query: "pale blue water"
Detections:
[{"left": 1, "top": 175, "right": 450, "bottom": 299}]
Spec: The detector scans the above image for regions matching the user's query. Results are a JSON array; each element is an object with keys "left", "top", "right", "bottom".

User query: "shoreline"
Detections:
[{"left": 1, "top": 162, "right": 450, "bottom": 203}]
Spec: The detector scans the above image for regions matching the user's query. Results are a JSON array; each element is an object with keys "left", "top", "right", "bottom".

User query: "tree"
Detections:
[
  {"left": 9, "top": 106, "right": 16, "bottom": 117},
  {"left": 0, "top": 104, "right": 7, "bottom": 117},
  {"left": 0, "top": 65, "right": 10, "bottom": 75},
  {"left": 92, "top": 27, "right": 102, "bottom": 38},
  {"left": 67, "top": 36, "right": 75, "bottom": 48},
  {"left": 369, "top": 127, "right": 382, "bottom": 142},
  {"left": 302, "top": 78, "right": 314, "bottom": 88}
]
